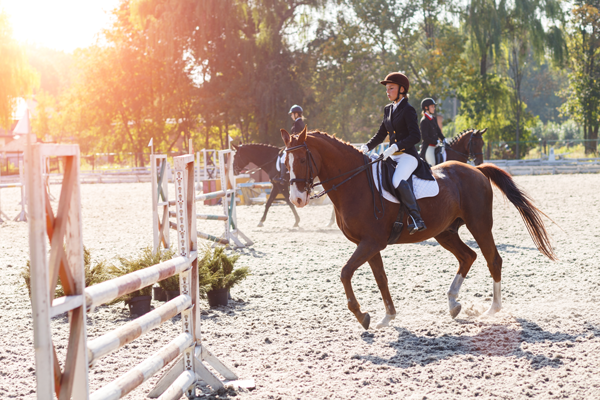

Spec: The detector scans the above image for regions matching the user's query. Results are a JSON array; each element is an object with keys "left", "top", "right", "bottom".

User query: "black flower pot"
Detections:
[
  {"left": 127, "top": 295, "right": 152, "bottom": 316},
  {"left": 166, "top": 289, "right": 180, "bottom": 301},
  {"left": 153, "top": 287, "right": 166, "bottom": 302},
  {"left": 207, "top": 288, "right": 229, "bottom": 308}
]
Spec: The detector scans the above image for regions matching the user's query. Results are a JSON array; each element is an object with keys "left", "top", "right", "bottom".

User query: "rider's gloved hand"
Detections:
[
  {"left": 382, "top": 144, "right": 398, "bottom": 160},
  {"left": 360, "top": 144, "right": 369, "bottom": 154},
  {"left": 443, "top": 138, "right": 448, "bottom": 145}
]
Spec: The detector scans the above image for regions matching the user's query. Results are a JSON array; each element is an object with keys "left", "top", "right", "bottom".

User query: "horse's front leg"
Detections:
[
  {"left": 367, "top": 252, "right": 397, "bottom": 329},
  {"left": 281, "top": 184, "right": 300, "bottom": 227},
  {"left": 340, "top": 241, "right": 383, "bottom": 330},
  {"left": 258, "top": 183, "right": 279, "bottom": 227}
]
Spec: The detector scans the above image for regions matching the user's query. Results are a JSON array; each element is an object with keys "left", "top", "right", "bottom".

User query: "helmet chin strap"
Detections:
[{"left": 394, "top": 87, "right": 405, "bottom": 103}]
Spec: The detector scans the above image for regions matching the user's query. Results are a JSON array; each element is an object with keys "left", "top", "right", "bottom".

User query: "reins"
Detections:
[{"left": 285, "top": 143, "right": 383, "bottom": 201}]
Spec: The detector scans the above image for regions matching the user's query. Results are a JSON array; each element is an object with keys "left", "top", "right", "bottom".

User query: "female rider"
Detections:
[
  {"left": 419, "top": 98, "right": 446, "bottom": 166},
  {"left": 277, "top": 105, "right": 307, "bottom": 183},
  {"left": 360, "top": 72, "right": 426, "bottom": 234}
]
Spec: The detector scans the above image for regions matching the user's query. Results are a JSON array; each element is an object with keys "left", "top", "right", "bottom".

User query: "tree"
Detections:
[
  {"left": 562, "top": 1, "right": 600, "bottom": 154},
  {"left": 0, "top": 10, "right": 37, "bottom": 128}
]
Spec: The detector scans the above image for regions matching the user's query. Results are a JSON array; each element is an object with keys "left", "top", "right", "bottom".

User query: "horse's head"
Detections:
[
  {"left": 281, "top": 126, "right": 320, "bottom": 208},
  {"left": 231, "top": 143, "right": 248, "bottom": 175},
  {"left": 471, "top": 128, "right": 486, "bottom": 166}
]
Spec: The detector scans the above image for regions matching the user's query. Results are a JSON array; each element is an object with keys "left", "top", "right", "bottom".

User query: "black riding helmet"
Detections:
[{"left": 421, "top": 98, "right": 436, "bottom": 110}]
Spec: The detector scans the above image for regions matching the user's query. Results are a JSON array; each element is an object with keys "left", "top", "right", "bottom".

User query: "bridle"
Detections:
[
  {"left": 285, "top": 142, "right": 382, "bottom": 200},
  {"left": 445, "top": 132, "right": 484, "bottom": 163}
]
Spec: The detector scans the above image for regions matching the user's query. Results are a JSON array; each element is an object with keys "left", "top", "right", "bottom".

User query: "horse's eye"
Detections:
[{"left": 300, "top": 158, "right": 306, "bottom": 164}]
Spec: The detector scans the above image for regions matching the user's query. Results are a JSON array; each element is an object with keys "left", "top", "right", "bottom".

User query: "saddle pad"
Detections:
[{"left": 370, "top": 156, "right": 439, "bottom": 202}]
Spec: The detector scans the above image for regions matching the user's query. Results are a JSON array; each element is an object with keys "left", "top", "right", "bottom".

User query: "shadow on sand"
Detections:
[{"left": 360, "top": 318, "right": 582, "bottom": 371}]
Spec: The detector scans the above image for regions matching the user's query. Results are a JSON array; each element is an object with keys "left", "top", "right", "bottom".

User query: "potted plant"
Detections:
[
  {"left": 159, "top": 274, "right": 180, "bottom": 301},
  {"left": 199, "top": 246, "right": 250, "bottom": 308},
  {"left": 108, "top": 247, "right": 174, "bottom": 316}
]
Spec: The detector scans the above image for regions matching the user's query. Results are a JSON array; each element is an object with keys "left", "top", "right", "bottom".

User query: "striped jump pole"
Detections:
[
  {"left": 169, "top": 210, "right": 228, "bottom": 221},
  {"left": 27, "top": 148, "right": 253, "bottom": 399}
]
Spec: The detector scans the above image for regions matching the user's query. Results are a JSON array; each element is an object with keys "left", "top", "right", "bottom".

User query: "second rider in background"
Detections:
[{"left": 419, "top": 98, "right": 446, "bottom": 166}]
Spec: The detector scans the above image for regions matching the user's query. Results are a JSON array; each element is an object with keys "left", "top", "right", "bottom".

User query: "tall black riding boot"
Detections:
[{"left": 395, "top": 180, "right": 427, "bottom": 235}]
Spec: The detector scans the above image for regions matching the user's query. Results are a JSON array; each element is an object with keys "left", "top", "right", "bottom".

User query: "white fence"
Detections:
[{"left": 26, "top": 144, "right": 253, "bottom": 400}]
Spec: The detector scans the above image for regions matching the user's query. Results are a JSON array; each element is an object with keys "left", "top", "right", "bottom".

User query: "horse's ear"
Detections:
[
  {"left": 281, "top": 129, "right": 291, "bottom": 147},
  {"left": 298, "top": 126, "right": 307, "bottom": 144},
  {"left": 232, "top": 143, "right": 239, "bottom": 151},
  {"left": 480, "top": 128, "right": 488, "bottom": 135}
]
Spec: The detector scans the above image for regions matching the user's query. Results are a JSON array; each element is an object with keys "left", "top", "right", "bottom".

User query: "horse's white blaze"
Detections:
[
  {"left": 288, "top": 153, "right": 308, "bottom": 207},
  {"left": 482, "top": 281, "right": 502, "bottom": 317},
  {"left": 447, "top": 274, "right": 464, "bottom": 318}
]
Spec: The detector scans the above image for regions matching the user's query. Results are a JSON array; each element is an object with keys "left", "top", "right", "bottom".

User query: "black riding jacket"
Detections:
[
  {"left": 291, "top": 117, "right": 306, "bottom": 135},
  {"left": 365, "top": 99, "right": 421, "bottom": 159},
  {"left": 419, "top": 114, "right": 445, "bottom": 157}
]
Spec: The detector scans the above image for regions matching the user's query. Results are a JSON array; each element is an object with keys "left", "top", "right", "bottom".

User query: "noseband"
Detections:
[{"left": 285, "top": 143, "right": 318, "bottom": 194}]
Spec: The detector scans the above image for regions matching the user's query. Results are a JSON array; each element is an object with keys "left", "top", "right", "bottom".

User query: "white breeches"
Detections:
[
  {"left": 276, "top": 150, "right": 287, "bottom": 172},
  {"left": 425, "top": 146, "right": 436, "bottom": 166},
  {"left": 390, "top": 153, "right": 418, "bottom": 187}
]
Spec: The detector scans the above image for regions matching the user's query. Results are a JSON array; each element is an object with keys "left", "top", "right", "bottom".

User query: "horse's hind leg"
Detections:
[
  {"left": 367, "top": 252, "right": 397, "bottom": 329},
  {"left": 435, "top": 231, "right": 478, "bottom": 318},
  {"left": 468, "top": 226, "right": 503, "bottom": 317}
]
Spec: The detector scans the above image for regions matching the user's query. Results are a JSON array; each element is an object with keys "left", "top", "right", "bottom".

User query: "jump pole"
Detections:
[{"left": 27, "top": 148, "right": 253, "bottom": 399}]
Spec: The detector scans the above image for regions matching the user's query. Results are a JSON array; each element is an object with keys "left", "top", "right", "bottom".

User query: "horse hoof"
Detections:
[
  {"left": 449, "top": 303, "right": 462, "bottom": 319},
  {"left": 360, "top": 313, "right": 370, "bottom": 330},
  {"left": 481, "top": 306, "right": 501, "bottom": 318},
  {"left": 257, "top": 222, "right": 264, "bottom": 227},
  {"left": 375, "top": 314, "right": 396, "bottom": 329},
  {"left": 293, "top": 223, "right": 299, "bottom": 228}
]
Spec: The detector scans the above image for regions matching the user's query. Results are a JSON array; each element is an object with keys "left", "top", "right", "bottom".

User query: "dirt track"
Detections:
[{"left": 1, "top": 173, "right": 599, "bottom": 399}]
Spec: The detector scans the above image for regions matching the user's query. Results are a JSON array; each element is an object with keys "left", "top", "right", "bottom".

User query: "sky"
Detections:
[{"left": 1, "top": 0, "right": 121, "bottom": 53}]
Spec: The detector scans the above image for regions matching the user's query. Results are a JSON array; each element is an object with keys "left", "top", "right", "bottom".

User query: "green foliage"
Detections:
[
  {"left": 198, "top": 246, "right": 250, "bottom": 294},
  {"left": 0, "top": 10, "right": 38, "bottom": 128},
  {"left": 107, "top": 246, "right": 175, "bottom": 301},
  {"left": 21, "top": 247, "right": 112, "bottom": 298}
]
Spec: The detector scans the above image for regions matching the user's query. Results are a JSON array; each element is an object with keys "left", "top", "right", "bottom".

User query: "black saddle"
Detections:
[{"left": 367, "top": 155, "right": 433, "bottom": 244}]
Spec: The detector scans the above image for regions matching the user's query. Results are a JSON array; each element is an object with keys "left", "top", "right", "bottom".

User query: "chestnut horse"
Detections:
[
  {"left": 445, "top": 128, "right": 486, "bottom": 165},
  {"left": 282, "top": 127, "right": 555, "bottom": 330}
]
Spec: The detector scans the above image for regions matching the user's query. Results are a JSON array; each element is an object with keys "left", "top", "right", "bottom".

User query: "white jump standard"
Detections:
[
  {"left": 27, "top": 144, "right": 253, "bottom": 400},
  {"left": 151, "top": 149, "right": 252, "bottom": 252}
]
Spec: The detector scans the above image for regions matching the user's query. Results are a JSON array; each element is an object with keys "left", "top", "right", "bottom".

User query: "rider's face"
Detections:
[
  {"left": 428, "top": 105, "right": 436, "bottom": 114},
  {"left": 386, "top": 83, "right": 401, "bottom": 101}
]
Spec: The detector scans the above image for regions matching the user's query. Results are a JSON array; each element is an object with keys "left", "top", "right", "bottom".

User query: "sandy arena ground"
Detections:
[{"left": 0, "top": 173, "right": 599, "bottom": 399}]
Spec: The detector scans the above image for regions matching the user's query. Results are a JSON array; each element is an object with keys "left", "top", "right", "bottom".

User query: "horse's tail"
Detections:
[{"left": 476, "top": 164, "right": 557, "bottom": 261}]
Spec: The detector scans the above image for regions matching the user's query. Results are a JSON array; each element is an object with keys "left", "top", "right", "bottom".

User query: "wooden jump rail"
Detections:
[
  {"left": 27, "top": 144, "right": 253, "bottom": 400},
  {"left": 151, "top": 149, "right": 252, "bottom": 253},
  {"left": 0, "top": 160, "right": 27, "bottom": 223}
]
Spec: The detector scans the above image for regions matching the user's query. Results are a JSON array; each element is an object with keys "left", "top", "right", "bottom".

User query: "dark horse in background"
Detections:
[
  {"left": 444, "top": 128, "right": 487, "bottom": 165},
  {"left": 232, "top": 143, "right": 301, "bottom": 227},
  {"left": 282, "top": 127, "right": 555, "bottom": 330}
]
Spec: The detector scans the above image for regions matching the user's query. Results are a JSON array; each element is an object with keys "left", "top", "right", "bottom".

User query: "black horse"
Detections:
[{"left": 232, "top": 143, "right": 301, "bottom": 227}]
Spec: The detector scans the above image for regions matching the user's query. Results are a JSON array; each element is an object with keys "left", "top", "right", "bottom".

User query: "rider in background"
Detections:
[
  {"left": 419, "top": 98, "right": 446, "bottom": 166},
  {"left": 277, "top": 105, "right": 306, "bottom": 183},
  {"left": 359, "top": 72, "right": 427, "bottom": 234}
]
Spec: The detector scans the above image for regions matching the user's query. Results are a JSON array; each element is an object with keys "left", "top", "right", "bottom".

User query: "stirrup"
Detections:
[{"left": 407, "top": 215, "right": 427, "bottom": 235}]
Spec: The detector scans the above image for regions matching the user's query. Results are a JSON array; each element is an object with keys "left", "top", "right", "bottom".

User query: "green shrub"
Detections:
[
  {"left": 198, "top": 246, "right": 250, "bottom": 295},
  {"left": 21, "top": 247, "right": 112, "bottom": 298},
  {"left": 108, "top": 247, "right": 175, "bottom": 303}
]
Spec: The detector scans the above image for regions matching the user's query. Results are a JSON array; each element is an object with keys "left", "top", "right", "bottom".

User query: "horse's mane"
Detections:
[
  {"left": 447, "top": 129, "right": 475, "bottom": 146},
  {"left": 240, "top": 142, "right": 282, "bottom": 150},
  {"left": 307, "top": 130, "right": 362, "bottom": 155}
]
